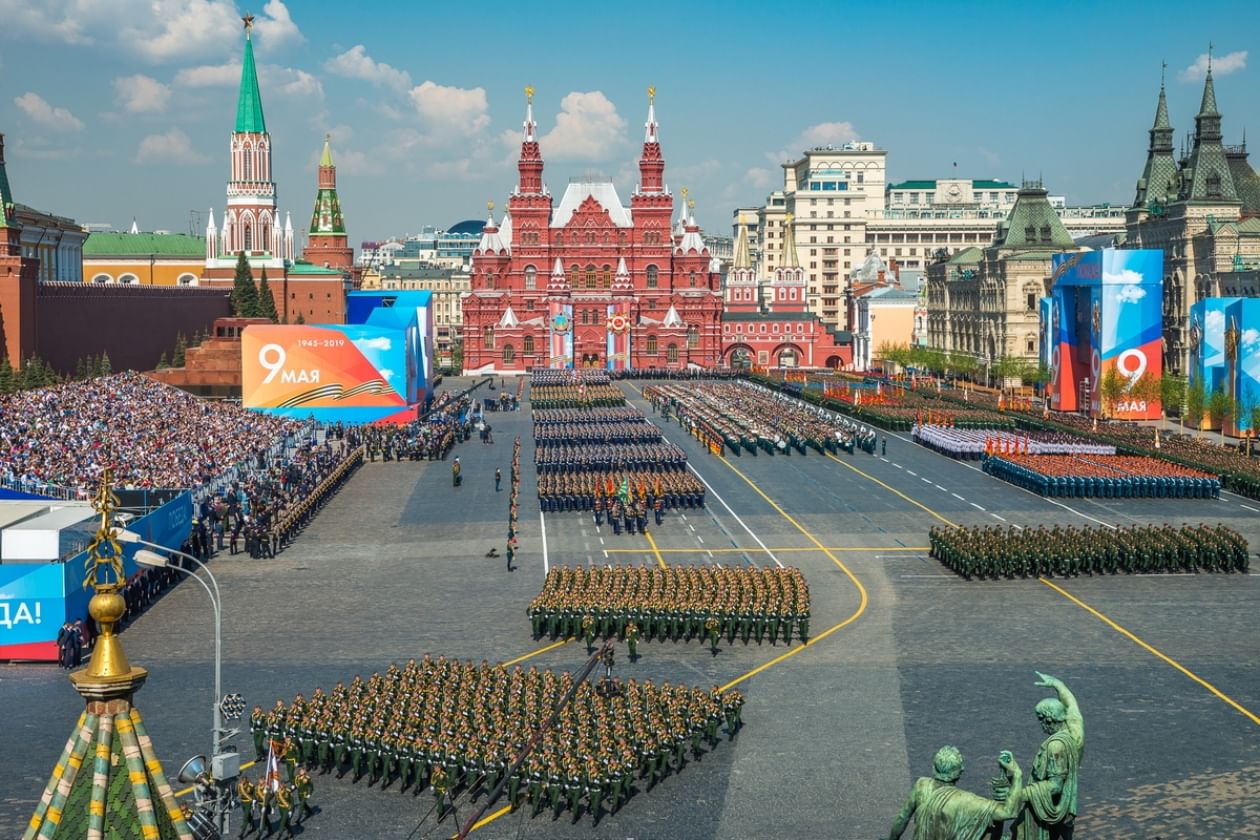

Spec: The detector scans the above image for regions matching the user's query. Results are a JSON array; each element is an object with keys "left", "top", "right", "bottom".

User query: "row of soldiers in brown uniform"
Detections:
[
  {"left": 531, "top": 384, "right": 627, "bottom": 409},
  {"left": 528, "top": 565, "right": 811, "bottom": 647},
  {"left": 538, "top": 469, "right": 705, "bottom": 513},
  {"left": 254, "top": 656, "right": 743, "bottom": 823},
  {"left": 929, "top": 522, "right": 1250, "bottom": 579}
]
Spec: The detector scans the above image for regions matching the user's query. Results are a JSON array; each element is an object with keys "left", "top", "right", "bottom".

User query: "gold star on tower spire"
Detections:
[
  {"left": 525, "top": 85, "right": 534, "bottom": 104},
  {"left": 242, "top": 12, "right": 255, "bottom": 35}
]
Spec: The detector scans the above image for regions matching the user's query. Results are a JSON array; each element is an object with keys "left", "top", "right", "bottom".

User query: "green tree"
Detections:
[
  {"left": 295, "top": 312, "right": 305, "bottom": 325},
  {"left": 993, "top": 356, "right": 1031, "bottom": 390},
  {"left": 1208, "top": 388, "right": 1234, "bottom": 429},
  {"left": 878, "top": 342, "right": 911, "bottom": 371},
  {"left": 98, "top": 352, "right": 112, "bottom": 377},
  {"left": 0, "top": 355, "right": 13, "bottom": 393},
  {"left": 1159, "top": 374, "right": 1186, "bottom": 418},
  {"left": 256, "top": 267, "right": 279, "bottom": 322},
  {"left": 156, "top": 351, "right": 169, "bottom": 370},
  {"left": 450, "top": 338, "right": 464, "bottom": 372},
  {"left": 173, "top": 332, "right": 187, "bottom": 367},
  {"left": 1184, "top": 381, "right": 1207, "bottom": 431},
  {"left": 1099, "top": 368, "right": 1128, "bottom": 418},
  {"left": 229, "top": 251, "right": 260, "bottom": 316}
]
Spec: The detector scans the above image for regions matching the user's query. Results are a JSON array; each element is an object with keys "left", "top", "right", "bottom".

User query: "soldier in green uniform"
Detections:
[
  {"left": 236, "top": 774, "right": 257, "bottom": 837},
  {"left": 625, "top": 621, "right": 639, "bottom": 660},
  {"left": 274, "top": 781, "right": 294, "bottom": 837},
  {"left": 294, "top": 766, "right": 314, "bottom": 823},
  {"left": 250, "top": 706, "right": 267, "bottom": 760},
  {"left": 705, "top": 616, "right": 721, "bottom": 655}
]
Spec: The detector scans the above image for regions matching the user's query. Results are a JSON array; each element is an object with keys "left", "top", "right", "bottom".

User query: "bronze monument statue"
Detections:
[{"left": 1013, "top": 673, "right": 1084, "bottom": 840}]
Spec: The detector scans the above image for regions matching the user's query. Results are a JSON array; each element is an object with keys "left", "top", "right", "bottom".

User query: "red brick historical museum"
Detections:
[{"left": 462, "top": 89, "right": 724, "bottom": 373}]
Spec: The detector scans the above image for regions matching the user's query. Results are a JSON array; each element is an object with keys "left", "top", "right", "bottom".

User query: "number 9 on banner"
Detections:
[
  {"left": 259, "top": 343, "right": 286, "bottom": 385},
  {"left": 1116, "top": 348, "right": 1147, "bottom": 389}
]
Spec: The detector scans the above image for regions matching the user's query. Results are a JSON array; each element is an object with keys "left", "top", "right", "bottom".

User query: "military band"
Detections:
[
  {"left": 930, "top": 522, "right": 1249, "bottom": 579},
  {"left": 528, "top": 565, "right": 811, "bottom": 646},
  {"left": 260, "top": 656, "right": 742, "bottom": 823}
]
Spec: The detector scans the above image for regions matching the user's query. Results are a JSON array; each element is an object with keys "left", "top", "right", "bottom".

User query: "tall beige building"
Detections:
[{"left": 741, "top": 144, "right": 1124, "bottom": 331}]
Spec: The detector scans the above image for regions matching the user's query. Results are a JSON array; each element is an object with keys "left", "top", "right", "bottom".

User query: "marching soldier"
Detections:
[
  {"left": 295, "top": 766, "right": 315, "bottom": 823},
  {"left": 236, "top": 774, "right": 257, "bottom": 837}
]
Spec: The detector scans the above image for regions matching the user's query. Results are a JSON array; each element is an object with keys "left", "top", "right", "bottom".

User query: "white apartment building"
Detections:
[{"left": 739, "top": 145, "right": 1125, "bottom": 331}]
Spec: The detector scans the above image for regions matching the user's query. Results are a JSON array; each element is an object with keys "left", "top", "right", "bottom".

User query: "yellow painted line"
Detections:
[
  {"left": 502, "top": 637, "right": 571, "bottom": 668},
  {"left": 1039, "top": 578, "right": 1260, "bottom": 727},
  {"left": 643, "top": 529, "right": 668, "bottom": 569},
  {"left": 603, "top": 546, "right": 930, "bottom": 555},
  {"left": 714, "top": 458, "right": 868, "bottom": 691},
  {"left": 824, "top": 452, "right": 959, "bottom": 528}
]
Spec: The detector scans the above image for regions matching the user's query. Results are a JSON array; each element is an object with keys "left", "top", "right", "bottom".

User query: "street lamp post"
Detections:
[{"left": 117, "top": 529, "right": 237, "bottom": 833}]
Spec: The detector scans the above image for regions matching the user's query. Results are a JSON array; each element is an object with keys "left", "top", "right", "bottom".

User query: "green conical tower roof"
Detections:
[
  {"left": 24, "top": 473, "right": 193, "bottom": 840},
  {"left": 235, "top": 23, "right": 267, "bottom": 133},
  {"left": 0, "top": 132, "right": 17, "bottom": 230}
]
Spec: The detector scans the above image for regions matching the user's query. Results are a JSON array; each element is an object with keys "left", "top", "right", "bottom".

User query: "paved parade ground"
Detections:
[{"left": 4, "top": 377, "right": 1260, "bottom": 839}]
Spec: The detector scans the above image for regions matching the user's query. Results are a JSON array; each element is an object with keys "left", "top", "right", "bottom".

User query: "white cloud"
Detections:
[
  {"left": 410, "top": 81, "right": 490, "bottom": 136},
  {"left": 252, "top": 0, "right": 303, "bottom": 50},
  {"left": 325, "top": 44, "right": 411, "bottom": 92},
  {"left": 14, "top": 92, "right": 83, "bottom": 131},
  {"left": 1205, "top": 308, "right": 1225, "bottom": 332},
  {"left": 377, "top": 368, "right": 395, "bottom": 380},
  {"left": 355, "top": 336, "right": 392, "bottom": 351},
  {"left": 1243, "top": 328, "right": 1260, "bottom": 351},
  {"left": 134, "top": 128, "right": 208, "bottom": 165},
  {"left": 123, "top": 0, "right": 240, "bottom": 63},
  {"left": 175, "top": 61, "right": 241, "bottom": 87},
  {"left": 539, "top": 91, "right": 626, "bottom": 162},
  {"left": 1180, "top": 50, "right": 1247, "bottom": 82},
  {"left": 328, "top": 148, "right": 386, "bottom": 177},
  {"left": 769, "top": 121, "right": 859, "bottom": 164},
  {"left": 114, "top": 74, "right": 170, "bottom": 113},
  {"left": 271, "top": 67, "right": 323, "bottom": 99},
  {"left": 744, "top": 167, "right": 776, "bottom": 189},
  {"left": 0, "top": 0, "right": 301, "bottom": 62},
  {"left": 174, "top": 60, "right": 322, "bottom": 99}
]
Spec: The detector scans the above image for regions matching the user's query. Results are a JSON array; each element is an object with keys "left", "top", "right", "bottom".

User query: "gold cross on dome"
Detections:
[{"left": 648, "top": 86, "right": 656, "bottom": 104}]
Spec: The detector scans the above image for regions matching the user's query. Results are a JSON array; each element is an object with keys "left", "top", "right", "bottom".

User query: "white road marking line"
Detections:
[
  {"left": 922, "top": 477, "right": 932, "bottom": 483},
  {"left": 936, "top": 484, "right": 947, "bottom": 491},
  {"left": 1241, "top": 504, "right": 1259, "bottom": 513},
  {"left": 686, "top": 462, "right": 783, "bottom": 568},
  {"left": 540, "top": 510, "right": 550, "bottom": 574},
  {"left": 951, "top": 492, "right": 965, "bottom": 500},
  {"left": 906, "top": 470, "right": 917, "bottom": 476},
  {"left": 599, "top": 537, "right": 605, "bottom": 545},
  {"left": 1012, "top": 524, "right": 1025, "bottom": 531},
  {"left": 689, "top": 523, "right": 696, "bottom": 531},
  {"left": 892, "top": 463, "right": 902, "bottom": 469},
  {"left": 992, "top": 514, "right": 1007, "bottom": 522},
  {"left": 697, "top": 535, "right": 704, "bottom": 543},
  {"left": 970, "top": 502, "right": 985, "bottom": 511},
  {"left": 681, "top": 514, "right": 688, "bottom": 521}
]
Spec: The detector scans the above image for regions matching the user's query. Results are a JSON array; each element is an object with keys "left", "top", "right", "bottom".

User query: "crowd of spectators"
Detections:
[{"left": 0, "top": 372, "right": 304, "bottom": 498}]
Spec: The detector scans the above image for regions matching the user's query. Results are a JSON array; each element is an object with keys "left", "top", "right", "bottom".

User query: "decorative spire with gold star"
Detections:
[{"left": 24, "top": 471, "right": 193, "bottom": 840}]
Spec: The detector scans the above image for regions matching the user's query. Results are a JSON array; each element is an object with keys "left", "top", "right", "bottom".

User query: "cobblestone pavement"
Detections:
[{"left": 2, "top": 377, "right": 1258, "bottom": 839}]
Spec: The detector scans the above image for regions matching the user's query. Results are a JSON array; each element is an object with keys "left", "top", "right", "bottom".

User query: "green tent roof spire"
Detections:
[
  {"left": 0, "top": 132, "right": 17, "bottom": 230},
  {"left": 235, "top": 18, "right": 267, "bottom": 133}
]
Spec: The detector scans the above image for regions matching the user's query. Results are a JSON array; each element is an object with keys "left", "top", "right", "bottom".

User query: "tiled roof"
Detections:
[
  {"left": 996, "top": 185, "right": 1075, "bottom": 250},
  {"left": 26, "top": 704, "right": 193, "bottom": 839},
  {"left": 83, "top": 232, "right": 205, "bottom": 258}
]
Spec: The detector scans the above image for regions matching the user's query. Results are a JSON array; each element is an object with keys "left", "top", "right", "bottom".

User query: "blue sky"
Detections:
[{"left": 1, "top": 0, "right": 1257, "bottom": 242}]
